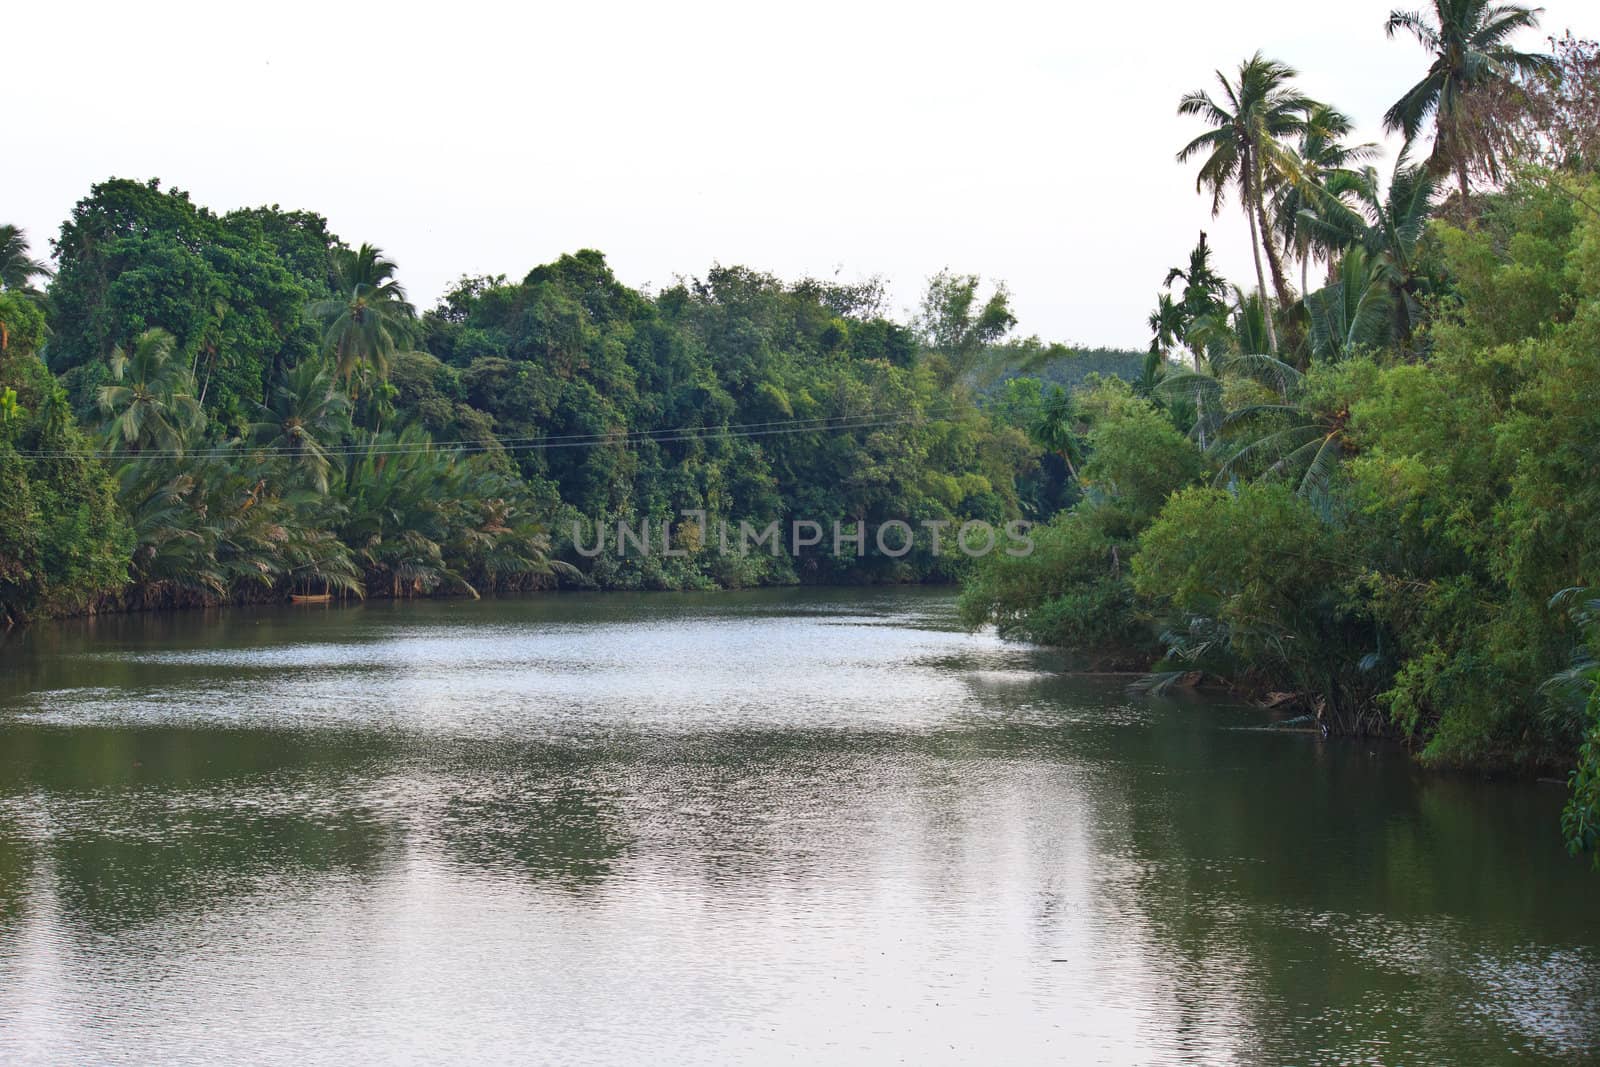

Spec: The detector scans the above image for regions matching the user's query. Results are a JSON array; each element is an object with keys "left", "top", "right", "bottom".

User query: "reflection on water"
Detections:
[{"left": 0, "top": 588, "right": 1596, "bottom": 1064}]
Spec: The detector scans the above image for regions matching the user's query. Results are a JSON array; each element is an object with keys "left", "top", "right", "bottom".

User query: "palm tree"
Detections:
[
  {"left": 116, "top": 449, "right": 363, "bottom": 606},
  {"left": 1178, "top": 54, "right": 1315, "bottom": 353},
  {"left": 0, "top": 225, "right": 51, "bottom": 295},
  {"left": 1383, "top": 0, "right": 1555, "bottom": 211},
  {"left": 1148, "top": 293, "right": 1186, "bottom": 366},
  {"left": 335, "top": 427, "right": 569, "bottom": 599},
  {"left": 1299, "top": 157, "right": 1439, "bottom": 342},
  {"left": 1164, "top": 232, "right": 1231, "bottom": 315},
  {"left": 98, "top": 328, "right": 205, "bottom": 454},
  {"left": 308, "top": 244, "right": 416, "bottom": 388},
  {"left": 1271, "top": 105, "right": 1377, "bottom": 297},
  {"left": 1029, "top": 387, "right": 1085, "bottom": 479},
  {"left": 1304, "top": 246, "right": 1395, "bottom": 362},
  {"left": 1159, "top": 352, "right": 1348, "bottom": 506},
  {"left": 251, "top": 360, "right": 351, "bottom": 493},
  {"left": 1160, "top": 232, "right": 1234, "bottom": 368},
  {"left": 1228, "top": 288, "right": 1275, "bottom": 356}
]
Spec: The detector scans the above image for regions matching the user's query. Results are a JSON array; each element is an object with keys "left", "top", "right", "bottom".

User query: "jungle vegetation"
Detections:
[
  {"left": 2, "top": 182, "right": 1128, "bottom": 622},
  {"left": 958, "top": 10, "right": 1600, "bottom": 861},
  {"left": 3, "top": 3, "right": 1598, "bottom": 859}
]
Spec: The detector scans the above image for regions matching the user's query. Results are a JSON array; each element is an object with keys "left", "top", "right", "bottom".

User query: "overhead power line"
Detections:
[{"left": 11, "top": 403, "right": 981, "bottom": 461}]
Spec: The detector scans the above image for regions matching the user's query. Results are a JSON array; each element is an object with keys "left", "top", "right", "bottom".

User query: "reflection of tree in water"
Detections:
[
  {"left": 0, "top": 818, "right": 31, "bottom": 930},
  {"left": 0, "top": 726, "right": 403, "bottom": 934},
  {"left": 1078, "top": 691, "right": 1600, "bottom": 1063},
  {"left": 48, "top": 807, "right": 395, "bottom": 933},
  {"left": 937, "top": 667, "right": 1600, "bottom": 1061},
  {"left": 429, "top": 749, "right": 631, "bottom": 890}
]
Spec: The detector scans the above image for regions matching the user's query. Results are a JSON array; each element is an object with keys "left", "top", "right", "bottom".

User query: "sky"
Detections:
[{"left": 9, "top": 0, "right": 1595, "bottom": 349}]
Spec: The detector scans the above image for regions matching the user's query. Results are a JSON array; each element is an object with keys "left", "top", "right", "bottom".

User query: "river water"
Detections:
[{"left": 0, "top": 588, "right": 1595, "bottom": 1064}]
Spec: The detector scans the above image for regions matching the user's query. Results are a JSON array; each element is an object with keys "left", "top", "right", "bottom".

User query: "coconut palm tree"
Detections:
[
  {"left": 1271, "top": 105, "right": 1377, "bottom": 297},
  {"left": 0, "top": 225, "right": 51, "bottom": 295},
  {"left": 1158, "top": 351, "right": 1348, "bottom": 505},
  {"left": 1304, "top": 246, "right": 1395, "bottom": 362},
  {"left": 1178, "top": 54, "right": 1315, "bottom": 353},
  {"left": 308, "top": 244, "right": 416, "bottom": 388},
  {"left": 1298, "top": 157, "right": 1439, "bottom": 342},
  {"left": 98, "top": 328, "right": 205, "bottom": 455},
  {"left": 1383, "top": 0, "right": 1555, "bottom": 211},
  {"left": 251, "top": 360, "right": 351, "bottom": 494}
]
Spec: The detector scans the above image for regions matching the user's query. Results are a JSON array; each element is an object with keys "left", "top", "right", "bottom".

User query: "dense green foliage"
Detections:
[
  {"left": 960, "top": 17, "right": 1600, "bottom": 861},
  {"left": 0, "top": 291, "right": 131, "bottom": 621},
  {"left": 0, "top": 183, "right": 1064, "bottom": 625}
]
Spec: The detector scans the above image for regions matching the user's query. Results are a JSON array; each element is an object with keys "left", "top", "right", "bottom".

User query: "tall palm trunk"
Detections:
[
  {"left": 1256, "top": 197, "right": 1295, "bottom": 310},
  {"left": 1242, "top": 156, "right": 1280, "bottom": 354}
]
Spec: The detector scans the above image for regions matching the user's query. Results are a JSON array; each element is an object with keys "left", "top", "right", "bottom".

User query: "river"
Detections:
[{"left": 0, "top": 588, "right": 1595, "bottom": 1064}]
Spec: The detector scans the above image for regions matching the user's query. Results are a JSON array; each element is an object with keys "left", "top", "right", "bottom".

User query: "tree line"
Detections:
[{"left": 0, "top": 181, "right": 1143, "bottom": 622}]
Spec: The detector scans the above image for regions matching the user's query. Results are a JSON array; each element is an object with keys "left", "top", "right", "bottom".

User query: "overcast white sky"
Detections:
[{"left": 9, "top": 0, "right": 1595, "bottom": 348}]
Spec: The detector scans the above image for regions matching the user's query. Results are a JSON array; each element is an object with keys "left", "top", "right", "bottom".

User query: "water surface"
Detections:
[{"left": 0, "top": 589, "right": 1596, "bottom": 1064}]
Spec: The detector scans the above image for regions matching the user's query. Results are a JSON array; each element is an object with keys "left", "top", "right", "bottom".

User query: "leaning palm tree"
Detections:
[
  {"left": 308, "top": 244, "right": 416, "bottom": 388},
  {"left": 1383, "top": 0, "right": 1555, "bottom": 211},
  {"left": 0, "top": 225, "right": 51, "bottom": 295},
  {"left": 1177, "top": 54, "right": 1315, "bottom": 353},
  {"left": 98, "top": 328, "right": 205, "bottom": 455}
]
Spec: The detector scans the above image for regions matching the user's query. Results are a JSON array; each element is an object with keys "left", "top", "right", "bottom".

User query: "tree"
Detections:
[
  {"left": 1148, "top": 293, "right": 1185, "bottom": 365},
  {"left": 1178, "top": 54, "right": 1314, "bottom": 353},
  {"left": 1029, "top": 386, "right": 1085, "bottom": 479},
  {"left": 1132, "top": 482, "right": 1382, "bottom": 733},
  {"left": 0, "top": 225, "right": 51, "bottom": 295},
  {"left": 0, "top": 291, "right": 131, "bottom": 621},
  {"left": 913, "top": 270, "right": 1016, "bottom": 384},
  {"left": 309, "top": 243, "right": 416, "bottom": 388},
  {"left": 1383, "top": 0, "right": 1554, "bottom": 211},
  {"left": 1157, "top": 232, "right": 1234, "bottom": 368},
  {"left": 1304, "top": 246, "right": 1395, "bottom": 362},
  {"left": 1214, "top": 355, "right": 1374, "bottom": 508},
  {"left": 251, "top": 360, "right": 351, "bottom": 493},
  {"left": 960, "top": 380, "right": 1208, "bottom": 666},
  {"left": 97, "top": 328, "right": 203, "bottom": 454},
  {"left": 46, "top": 180, "right": 316, "bottom": 422},
  {"left": 1466, "top": 33, "right": 1600, "bottom": 179},
  {"left": 1300, "top": 157, "right": 1439, "bottom": 342},
  {"left": 1271, "top": 105, "right": 1376, "bottom": 297},
  {"left": 1546, "top": 587, "right": 1600, "bottom": 866}
]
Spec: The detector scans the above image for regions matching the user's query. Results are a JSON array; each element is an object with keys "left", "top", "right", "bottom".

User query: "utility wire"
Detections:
[{"left": 12, "top": 403, "right": 980, "bottom": 461}]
